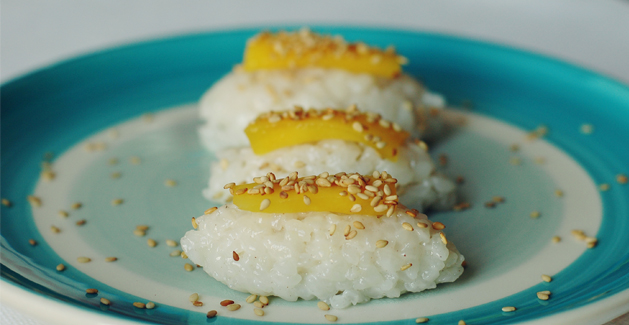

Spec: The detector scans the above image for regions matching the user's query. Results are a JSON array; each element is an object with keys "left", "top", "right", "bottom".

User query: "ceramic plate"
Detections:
[{"left": 2, "top": 27, "right": 629, "bottom": 325}]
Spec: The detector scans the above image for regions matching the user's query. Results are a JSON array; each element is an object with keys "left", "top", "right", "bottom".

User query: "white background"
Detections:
[{"left": 1, "top": 0, "right": 628, "bottom": 324}]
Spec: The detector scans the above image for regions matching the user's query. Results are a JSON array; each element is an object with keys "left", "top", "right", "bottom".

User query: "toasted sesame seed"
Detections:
[
  {"left": 537, "top": 292, "right": 550, "bottom": 300},
  {"left": 317, "top": 301, "right": 330, "bottom": 310},
  {"left": 502, "top": 306, "right": 516, "bottom": 312},
  {"left": 254, "top": 308, "right": 265, "bottom": 316},
  {"left": 571, "top": 229, "right": 586, "bottom": 240},
  {"left": 586, "top": 239, "right": 598, "bottom": 248},
  {"left": 539, "top": 290, "right": 551, "bottom": 295},
  {"left": 356, "top": 193, "right": 369, "bottom": 200},
  {"left": 56, "top": 264, "right": 65, "bottom": 271},
  {"left": 485, "top": 201, "right": 496, "bottom": 208},
  {"left": 618, "top": 174, "right": 628, "bottom": 184},
  {"left": 1, "top": 198, "right": 12, "bottom": 207},
  {"left": 133, "top": 302, "right": 145, "bottom": 309},
  {"left": 105, "top": 257, "right": 118, "bottom": 262},
  {"left": 417, "top": 222, "right": 428, "bottom": 228},
  {"left": 541, "top": 274, "right": 552, "bottom": 282},
  {"left": 108, "top": 157, "right": 119, "bottom": 165},
  {"left": 246, "top": 294, "right": 257, "bottom": 303},
  {"left": 440, "top": 233, "right": 448, "bottom": 245},
  {"left": 353, "top": 221, "right": 365, "bottom": 229},
  {"left": 260, "top": 199, "right": 271, "bottom": 211},
  {"left": 303, "top": 195, "right": 311, "bottom": 205},
  {"left": 376, "top": 240, "right": 389, "bottom": 248},
  {"left": 405, "top": 210, "right": 417, "bottom": 218},
  {"left": 76, "top": 219, "right": 86, "bottom": 226},
  {"left": 552, "top": 236, "right": 561, "bottom": 243},
  {"left": 415, "top": 318, "right": 429, "bottom": 323},
  {"left": 207, "top": 310, "right": 218, "bottom": 318},
  {"left": 365, "top": 185, "right": 378, "bottom": 192},
  {"left": 350, "top": 204, "right": 362, "bottom": 213},
  {"left": 184, "top": 263, "right": 194, "bottom": 271},
  {"left": 253, "top": 301, "right": 264, "bottom": 308},
  {"left": 402, "top": 222, "right": 413, "bottom": 231},
  {"left": 386, "top": 206, "right": 395, "bottom": 217},
  {"left": 147, "top": 239, "right": 157, "bottom": 247},
  {"left": 191, "top": 217, "right": 198, "bottom": 229},
  {"left": 432, "top": 222, "right": 445, "bottom": 230},
  {"left": 339, "top": 191, "right": 348, "bottom": 197},
  {"left": 259, "top": 296, "right": 269, "bottom": 305},
  {"left": 170, "top": 250, "right": 182, "bottom": 257},
  {"left": 492, "top": 196, "right": 505, "bottom": 203},
  {"left": 164, "top": 179, "right": 177, "bottom": 187},
  {"left": 599, "top": 183, "right": 610, "bottom": 191},
  {"left": 58, "top": 210, "right": 69, "bottom": 218},
  {"left": 77, "top": 257, "right": 91, "bottom": 263},
  {"left": 111, "top": 199, "right": 123, "bottom": 206},
  {"left": 400, "top": 263, "right": 412, "bottom": 271},
  {"left": 233, "top": 251, "right": 240, "bottom": 261},
  {"left": 325, "top": 314, "right": 338, "bottom": 322},
  {"left": 50, "top": 226, "right": 61, "bottom": 233},
  {"left": 71, "top": 202, "right": 82, "bottom": 209},
  {"left": 100, "top": 298, "right": 111, "bottom": 305},
  {"left": 530, "top": 211, "right": 540, "bottom": 218},
  {"left": 86, "top": 288, "right": 98, "bottom": 294},
  {"left": 166, "top": 239, "right": 178, "bottom": 247},
  {"left": 28, "top": 239, "right": 37, "bottom": 246},
  {"left": 346, "top": 230, "right": 358, "bottom": 240},
  {"left": 181, "top": 252, "right": 188, "bottom": 259},
  {"left": 226, "top": 304, "right": 241, "bottom": 311},
  {"left": 328, "top": 224, "right": 336, "bottom": 236},
  {"left": 347, "top": 185, "right": 360, "bottom": 194},
  {"left": 374, "top": 204, "right": 388, "bottom": 212},
  {"left": 343, "top": 225, "right": 351, "bottom": 236},
  {"left": 220, "top": 300, "right": 234, "bottom": 306},
  {"left": 27, "top": 196, "right": 42, "bottom": 207},
  {"left": 352, "top": 121, "right": 364, "bottom": 132},
  {"left": 555, "top": 189, "right": 564, "bottom": 197},
  {"left": 193, "top": 301, "right": 203, "bottom": 307},
  {"left": 133, "top": 229, "right": 146, "bottom": 237}
]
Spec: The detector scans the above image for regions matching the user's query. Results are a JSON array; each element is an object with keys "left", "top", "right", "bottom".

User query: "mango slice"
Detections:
[
  {"left": 245, "top": 106, "right": 410, "bottom": 161},
  {"left": 228, "top": 171, "right": 399, "bottom": 216},
  {"left": 243, "top": 29, "right": 407, "bottom": 78}
]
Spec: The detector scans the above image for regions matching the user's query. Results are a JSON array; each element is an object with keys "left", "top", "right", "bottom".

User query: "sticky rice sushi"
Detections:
[
  {"left": 199, "top": 28, "right": 447, "bottom": 152},
  {"left": 181, "top": 172, "right": 465, "bottom": 309},
  {"left": 204, "top": 106, "right": 456, "bottom": 211}
]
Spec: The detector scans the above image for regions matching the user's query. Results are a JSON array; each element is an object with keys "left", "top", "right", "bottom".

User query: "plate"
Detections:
[{"left": 2, "top": 27, "right": 629, "bottom": 324}]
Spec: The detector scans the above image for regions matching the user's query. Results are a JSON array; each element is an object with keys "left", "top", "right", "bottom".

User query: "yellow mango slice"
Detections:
[
  {"left": 243, "top": 29, "right": 407, "bottom": 78},
  {"left": 245, "top": 106, "right": 410, "bottom": 161},
  {"left": 228, "top": 171, "right": 399, "bottom": 216}
]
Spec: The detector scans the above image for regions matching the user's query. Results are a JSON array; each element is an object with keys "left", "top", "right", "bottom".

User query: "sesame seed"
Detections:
[
  {"left": 76, "top": 219, "right": 86, "bottom": 226},
  {"left": 50, "top": 226, "right": 61, "bottom": 233},
  {"left": 552, "top": 236, "right": 561, "bottom": 243},
  {"left": 375, "top": 141, "right": 386, "bottom": 149},
  {"left": 100, "top": 298, "right": 111, "bottom": 305},
  {"left": 365, "top": 185, "right": 378, "bottom": 192},
  {"left": 343, "top": 225, "right": 351, "bottom": 236},
  {"left": 184, "top": 263, "right": 194, "bottom": 271},
  {"left": 246, "top": 294, "right": 257, "bottom": 303},
  {"left": 191, "top": 217, "right": 198, "bottom": 229},
  {"left": 350, "top": 204, "right": 362, "bottom": 213},
  {"left": 599, "top": 183, "right": 610, "bottom": 191},
  {"left": 400, "top": 263, "right": 412, "bottom": 271},
  {"left": 352, "top": 121, "right": 364, "bottom": 132},
  {"left": 373, "top": 204, "right": 388, "bottom": 212},
  {"left": 541, "top": 274, "right": 552, "bottom": 282},
  {"left": 58, "top": 210, "right": 69, "bottom": 218},
  {"left": 28, "top": 239, "right": 37, "bottom": 246},
  {"left": 537, "top": 292, "right": 550, "bottom": 300},
  {"left": 339, "top": 191, "right": 348, "bottom": 197},
  {"left": 440, "top": 233, "right": 448, "bottom": 245},
  {"left": 492, "top": 196, "right": 505, "bottom": 203},
  {"left": 204, "top": 207, "right": 218, "bottom": 215},
  {"left": 458, "top": 321, "right": 466, "bottom": 325},
  {"left": 193, "top": 301, "right": 203, "bottom": 307},
  {"left": 77, "top": 257, "right": 91, "bottom": 263},
  {"left": 415, "top": 318, "right": 429, "bottom": 323},
  {"left": 571, "top": 229, "right": 586, "bottom": 240},
  {"left": 226, "top": 304, "right": 241, "bottom": 311},
  {"left": 386, "top": 206, "right": 395, "bottom": 217},
  {"left": 254, "top": 308, "right": 265, "bottom": 316},
  {"left": 71, "top": 202, "right": 82, "bottom": 209},
  {"left": 111, "top": 198, "right": 123, "bottom": 206},
  {"left": 147, "top": 239, "right": 157, "bottom": 247},
  {"left": 586, "top": 239, "right": 598, "bottom": 248},
  {"left": 260, "top": 199, "right": 271, "bottom": 211},
  {"left": 260, "top": 296, "right": 269, "bottom": 305},
  {"left": 356, "top": 193, "right": 369, "bottom": 200},
  {"left": 376, "top": 240, "right": 389, "bottom": 248},
  {"left": 166, "top": 239, "right": 178, "bottom": 247},
  {"left": 170, "top": 250, "right": 182, "bottom": 257},
  {"left": 345, "top": 230, "right": 358, "bottom": 240},
  {"left": 317, "top": 301, "right": 330, "bottom": 311},
  {"left": 617, "top": 174, "right": 628, "bottom": 184},
  {"left": 181, "top": 252, "right": 188, "bottom": 259},
  {"left": 136, "top": 225, "right": 149, "bottom": 231},
  {"left": 510, "top": 157, "right": 522, "bottom": 165},
  {"left": 108, "top": 157, "right": 119, "bottom": 165},
  {"left": 27, "top": 196, "right": 42, "bottom": 207},
  {"left": 207, "top": 310, "right": 218, "bottom": 318},
  {"left": 253, "top": 301, "right": 264, "bottom": 308},
  {"left": 325, "top": 314, "right": 338, "bottom": 322},
  {"left": 485, "top": 201, "right": 496, "bottom": 208},
  {"left": 235, "top": 188, "right": 248, "bottom": 195},
  {"left": 329, "top": 224, "right": 336, "bottom": 236},
  {"left": 402, "top": 222, "right": 413, "bottom": 231},
  {"left": 347, "top": 185, "right": 360, "bottom": 194},
  {"left": 580, "top": 124, "right": 594, "bottom": 134},
  {"left": 105, "top": 257, "right": 118, "bottom": 262},
  {"left": 146, "top": 302, "right": 156, "bottom": 309},
  {"left": 530, "top": 211, "right": 540, "bottom": 218},
  {"left": 502, "top": 306, "right": 516, "bottom": 312},
  {"left": 432, "top": 222, "right": 445, "bottom": 230},
  {"left": 555, "top": 189, "right": 564, "bottom": 197},
  {"left": 353, "top": 221, "right": 365, "bottom": 229},
  {"left": 133, "top": 229, "right": 146, "bottom": 237},
  {"left": 379, "top": 119, "right": 390, "bottom": 128},
  {"left": 110, "top": 172, "right": 122, "bottom": 179},
  {"left": 165, "top": 179, "right": 177, "bottom": 187},
  {"left": 86, "top": 288, "right": 98, "bottom": 294},
  {"left": 130, "top": 157, "right": 141, "bottom": 165},
  {"left": 233, "top": 251, "right": 240, "bottom": 261},
  {"left": 133, "top": 302, "right": 145, "bottom": 309},
  {"left": 303, "top": 195, "right": 311, "bottom": 205},
  {"left": 220, "top": 300, "right": 234, "bottom": 306},
  {"left": 417, "top": 222, "right": 428, "bottom": 228},
  {"left": 56, "top": 264, "right": 65, "bottom": 271}
]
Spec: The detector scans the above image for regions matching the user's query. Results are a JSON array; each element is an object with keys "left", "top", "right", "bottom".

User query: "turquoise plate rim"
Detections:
[{"left": 2, "top": 25, "right": 629, "bottom": 324}]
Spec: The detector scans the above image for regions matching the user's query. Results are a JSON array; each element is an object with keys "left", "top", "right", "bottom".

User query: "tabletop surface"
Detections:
[{"left": 1, "top": 1, "right": 629, "bottom": 324}]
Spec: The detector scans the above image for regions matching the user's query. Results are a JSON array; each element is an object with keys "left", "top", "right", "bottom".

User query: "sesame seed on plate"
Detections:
[
  {"left": 193, "top": 301, "right": 203, "bottom": 307},
  {"left": 502, "top": 306, "right": 516, "bottom": 312},
  {"left": 254, "top": 308, "right": 265, "bottom": 316},
  {"left": 58, "top": 210, "right": 69, "bottom": 218},
  {"left": 146, "top": 302, "right": 156, "bottom": 309},
  {"left": 260, "top": 296, "right": 269, "bottom": 305},
  {"left": 71, "top": 202, "right": 82, "bottom": 209},
  {"left": 105, "top": 257, "right": 118, "bottom": 262},
  {"left": 599, "top": 183, "right": 610, "bottom": 191},
  {"left": 170, "top": 250, "right": 182, "bottom": 257},
  {"left": 133, "top": 302, "right": 145, "bottom": 309},
  {"left": 166, "top": 239, "right": 178, "bottom": 247},
  {"left": 147, "top": 239, "right": 157, "bottom": 247},
  {"left": 246, "top": 294, "right": 257, "bottom": 303},
  {"left": 207, "top": 310, "right": 217, "bottom": 318},
  {"left": 318, "top": 301, "right": 330, "bottom": 311},
  {"left": 400, "top": 263, "right": 412, "bottom": 271},
  {"left": 376, "top": 240, "right": 388, "bottom": 248},
  {"left": 86, "top": 288, "right": 98, "bottom": 294},
  {"left": 100, "top": 298, "right": 111, "bottom": 305},
  {"left": 56, "top": 264, "right": 65, "bottom": 271},
  {"left": 541, "top": 274, "right": 552, "bottom": 282},
  {"left": 111, "top": 198, "right": 123, "bottom": 206},
  {"left": 226, "top": 304, "right": 241, "bottom": 311},
  {"left": 133, "top": 229, "right": 146, "bottom": 237},
  {"left": 77, "top": 257, "right": 91, "bottom": 263},
  {"left": 1, "top": 198, "right": 12, "bottom": 207},
  {"left": 325, "top": 314, "right": 338, "bottom": 322},
  {"left": 345, "top": 230, "right": 358, "bottom": 240},
  {"left": 233, "top": 251, "right": 240, "bottom": 261},
  {"left": 191, "top": 217, "right": 198, "bottom": 229},
  {"left": 184, "top": 263, "right": 194, "bottom": 271},
  {"left": 27, "top": 196, "right": 42, "bottom": 207},
  {"left": 415, "top": 318, "right": 429, "bottom": 323},
  {"left": 402, "top": 222, "right": 413, "bottom": 231},
  {"left": 76, "top": 219, "right": 86, "bottom": 226},
  {"left": 552, "top": 236, "right": 561, "bottom": 243},
  {"left": 164, "top": 179, "right": 177, "bottom": 187},
  {"left": 220, "top": 300, "right": 234, "bottom": 306},
  {"left": 617, "top": 174, "right": 628, "bottom": 184}
]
